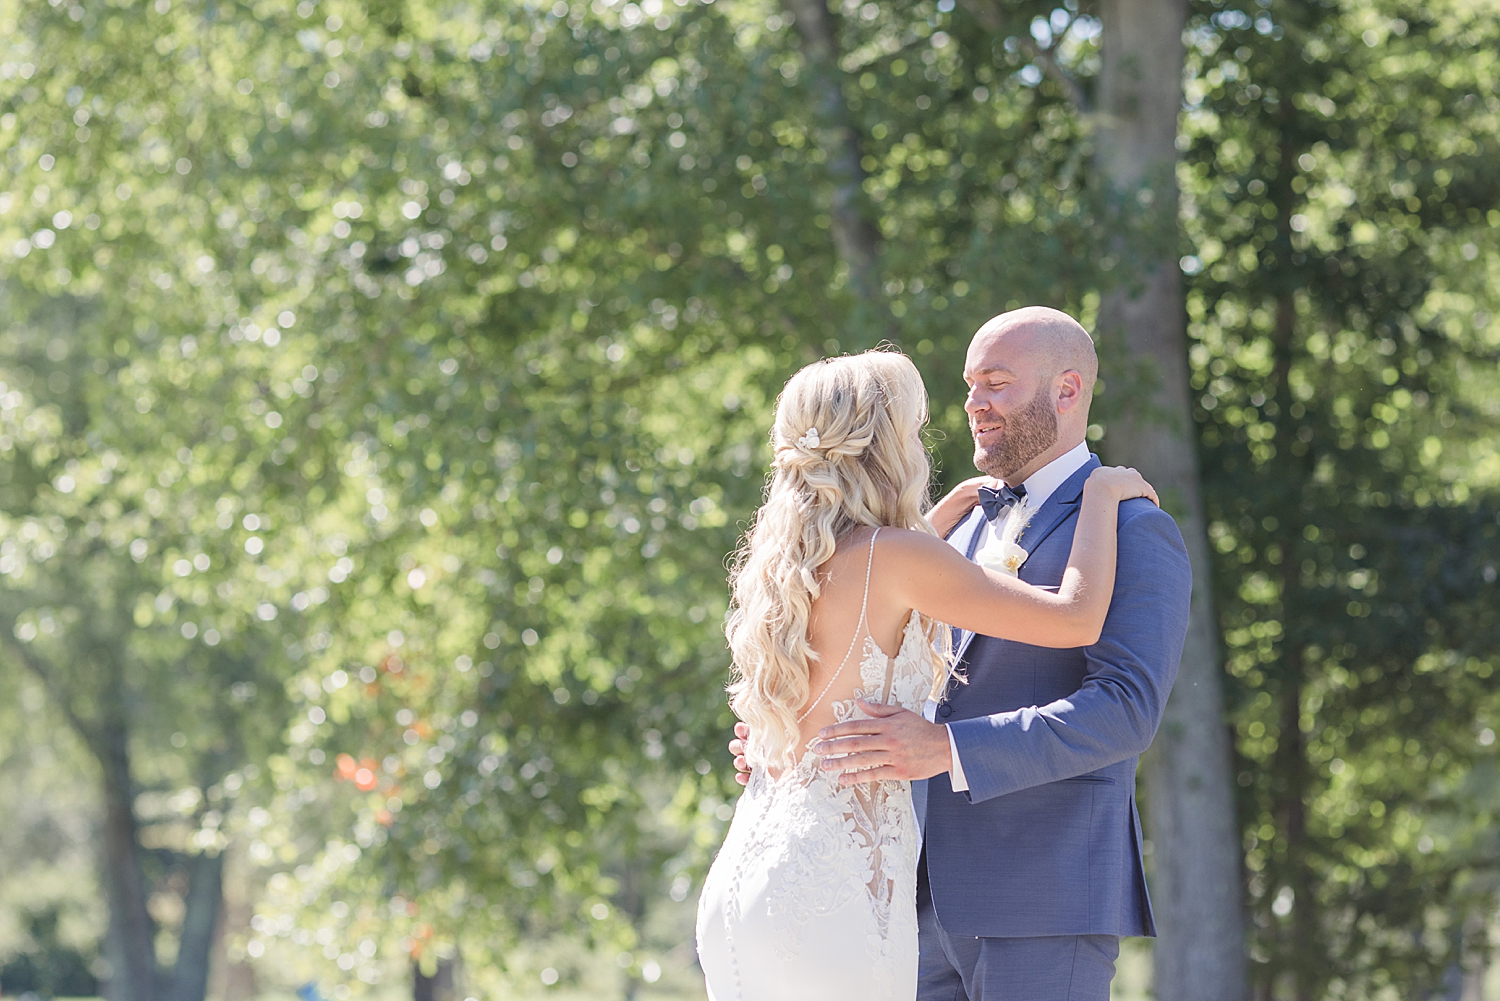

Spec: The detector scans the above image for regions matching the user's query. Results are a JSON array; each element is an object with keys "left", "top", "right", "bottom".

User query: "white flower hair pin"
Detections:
[{"left": 796, "top": 427, "right": 821, "bottom": 450}]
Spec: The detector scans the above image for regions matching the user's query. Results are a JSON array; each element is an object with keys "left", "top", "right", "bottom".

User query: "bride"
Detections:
[{"left": 695, "top": 350, "right": 1155, "bottom": 1001}]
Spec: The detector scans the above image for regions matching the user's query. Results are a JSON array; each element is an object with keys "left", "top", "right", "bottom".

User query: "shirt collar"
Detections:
[{"left": 1009, "top": 441, "right": 1092, "bottom": 512}]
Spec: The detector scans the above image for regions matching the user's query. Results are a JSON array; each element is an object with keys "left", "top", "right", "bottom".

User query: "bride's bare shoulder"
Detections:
[
  {"left": 874, "top": 527, "right": 962, "bottom": 564},
  {"left": 869, "top": 531, "right": 971, "bottom": 603}
]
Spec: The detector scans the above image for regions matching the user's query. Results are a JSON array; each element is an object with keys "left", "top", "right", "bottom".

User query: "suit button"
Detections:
[{"left": 938, "top": 704, "right": 952, "bottom": 718}]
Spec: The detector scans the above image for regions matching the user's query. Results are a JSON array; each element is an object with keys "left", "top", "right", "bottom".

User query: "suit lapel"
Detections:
[
  {"left": 951, "top": 456, "right": 1099, "bottom": 664},
  {"left": 954, "top": 615, "right": 981, "bottom": 664},
  {"left": 946, "top": 506, "right": 986, "bottom": 557},
  {"left": 1014, "top": 456, "right": 1099, "bottom": 566},
  {"left": 947, "top": 507, "right": 988, "bottom": 660}
]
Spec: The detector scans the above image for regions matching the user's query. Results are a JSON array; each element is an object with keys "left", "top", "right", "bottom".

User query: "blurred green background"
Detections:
[{"left": 0, "top": 0, "right": 1497, "bottom": 997}]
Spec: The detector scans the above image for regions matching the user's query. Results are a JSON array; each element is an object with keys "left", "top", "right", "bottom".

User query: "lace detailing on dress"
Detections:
[
  {"left": 815, "top": 610, "right": 929, "bottom": 967},
  {"left": 830, "top": 610, "right": 931, "bottom": 726},
  {"left": 697, "top": 529, "right": 931, "bottom": 1001}
]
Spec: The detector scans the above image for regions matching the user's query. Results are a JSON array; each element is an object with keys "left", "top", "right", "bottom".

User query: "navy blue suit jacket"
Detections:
[{"left": 914, "top": 455, "right": 1191, "bottom": 939}]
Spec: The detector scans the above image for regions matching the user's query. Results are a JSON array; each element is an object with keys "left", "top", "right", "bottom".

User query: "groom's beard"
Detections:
[{"left": 972, "top": 385, "right": 1059, "bottom": 482}]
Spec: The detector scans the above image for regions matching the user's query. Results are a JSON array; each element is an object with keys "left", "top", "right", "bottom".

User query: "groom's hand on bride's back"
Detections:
[
  {"left": 812, "top": 700, "right": 953, "bottom": 785},
  {"left": 729, "top": 722, "right": 751, "bottom": 786}
]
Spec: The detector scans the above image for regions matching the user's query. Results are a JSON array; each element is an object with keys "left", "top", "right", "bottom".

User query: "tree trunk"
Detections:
[
  {"left": 98, "top": 720, "right": 161, "bottom": 1001},
  {"left": 1092, "top": 1, "right": 1249, "bottom": 999},
  {"left": 167, "top": 850, "right": 225, "bottom": 1001},
  {"left": 412, "top": 957, "right": 455, "bottom": 1001},
  {"left": 780, "top": 0, "right": 884, "bottom": 321},
  {"left": 6, "top": 637, "right": 164, "bottom": 1001},
  {"left": 208, "top": 849, "right": 260, "bottom": 1001},
  {"left": 1273, "top": 669, "right": 1315, "bottom": 1001}
]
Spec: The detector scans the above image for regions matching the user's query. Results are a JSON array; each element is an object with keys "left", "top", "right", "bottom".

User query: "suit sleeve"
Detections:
[{"left": 945, "top": 500, "right": 1193, "bottom": 804}]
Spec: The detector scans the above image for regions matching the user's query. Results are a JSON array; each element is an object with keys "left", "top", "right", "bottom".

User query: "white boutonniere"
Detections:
[
  {"left": 975, "top": 497, "right": 1032, "bottom": 577},
  {"left": 977, "top": 539, "right": 1029, "bottom": 577}
]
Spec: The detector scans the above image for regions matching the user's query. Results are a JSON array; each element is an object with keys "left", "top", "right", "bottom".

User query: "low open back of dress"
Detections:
[{"left": 696, "top": 529, "right": 932, "bottom": 1001}]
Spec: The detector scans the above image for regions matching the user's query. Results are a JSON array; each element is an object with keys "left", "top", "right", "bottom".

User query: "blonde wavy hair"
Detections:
[{"left": 726, "top": 350, "right": 952, "bottom": 770}]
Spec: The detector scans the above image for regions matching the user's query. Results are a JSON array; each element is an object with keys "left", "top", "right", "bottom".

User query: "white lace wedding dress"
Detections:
[{"left": 697, "top": 531, "right": 929, "bottom": 1001}]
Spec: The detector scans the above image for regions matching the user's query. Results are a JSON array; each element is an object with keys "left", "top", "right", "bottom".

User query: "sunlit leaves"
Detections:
[{"left": 1180, "top": 0, "right": 1500, "bottom": 991}]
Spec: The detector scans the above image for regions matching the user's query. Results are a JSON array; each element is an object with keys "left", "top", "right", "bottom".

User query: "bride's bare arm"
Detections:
[{"left": 889, "top": 467, "right": 1157, "bottom": 648}]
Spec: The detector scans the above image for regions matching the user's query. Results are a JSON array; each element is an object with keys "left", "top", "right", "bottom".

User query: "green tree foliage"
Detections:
[
  {"left": 3, "top": 0, "right": 1499, "bottom": 995},
  {"left": 211, "top": 0, "right": 1149, "bottom": 988},
  {"left": 0, "top": 677, "right": 105, "bottom": 997},
  {"left": 1179, "top": 0, "right": 1500, "bottom": 993},
  {"left": 0, "top": 0, "right": 369, "bottom": 991}
]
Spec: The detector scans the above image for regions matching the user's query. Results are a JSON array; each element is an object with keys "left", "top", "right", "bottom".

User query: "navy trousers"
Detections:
[{"left": 916, "top": 859, "right": 1119, "bottom": 1001}]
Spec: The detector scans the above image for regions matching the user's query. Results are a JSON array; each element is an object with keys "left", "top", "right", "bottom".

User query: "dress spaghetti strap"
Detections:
[{"left": 796, "top": 528, "right": 879, "bottom": 724}]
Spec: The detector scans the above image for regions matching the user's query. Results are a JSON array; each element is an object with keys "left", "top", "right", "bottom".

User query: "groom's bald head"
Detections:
[
  {"left": 970, "top": 306, "right": 1098, "bottom": 397},
  {"left": 963, "top": 306, "right": 1098, "bottom": 482}
]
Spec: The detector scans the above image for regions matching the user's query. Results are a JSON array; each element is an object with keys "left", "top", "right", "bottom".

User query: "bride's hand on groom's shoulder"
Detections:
[
  {"left": 1085, "top": 466, "right": 1160, "bottom": 507},
  {"left": 729, "top": 722, "right": 751, "bottom": 786},
  {"left": 929, "top": 476, "right": 991, "bottom": 538}
]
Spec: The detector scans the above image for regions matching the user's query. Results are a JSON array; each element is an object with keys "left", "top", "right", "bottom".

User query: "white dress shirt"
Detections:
[{"left": 947, "top": 441, "right": 1093, "bottom": 792}]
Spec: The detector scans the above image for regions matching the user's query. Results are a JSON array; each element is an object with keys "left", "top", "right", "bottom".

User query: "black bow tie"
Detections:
[{"left": 977, "top": 483, "right": 1026, "bottom": 522}]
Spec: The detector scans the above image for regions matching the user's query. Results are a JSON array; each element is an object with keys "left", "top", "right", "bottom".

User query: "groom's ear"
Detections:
[{"left": 1055, "top": 371, "right": 1086, "bottom": 414}]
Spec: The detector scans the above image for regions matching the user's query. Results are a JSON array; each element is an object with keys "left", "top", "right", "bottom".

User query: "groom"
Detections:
[{"left": 731, "top": 306, "right": 1192, "bottom": 1000}]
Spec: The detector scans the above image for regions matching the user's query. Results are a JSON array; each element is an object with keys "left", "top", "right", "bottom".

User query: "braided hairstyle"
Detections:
[{"left": 726, "top": 349, "right": 952, "bottom": 770}]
